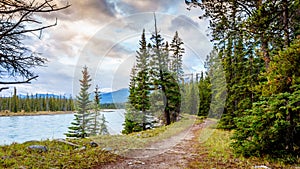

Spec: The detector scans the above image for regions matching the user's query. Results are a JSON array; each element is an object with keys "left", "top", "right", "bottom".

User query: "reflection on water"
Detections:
[{"left": 0, "top": 109, "right": 125, "bottom": 145}]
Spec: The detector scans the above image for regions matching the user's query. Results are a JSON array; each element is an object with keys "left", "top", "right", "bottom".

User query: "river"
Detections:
[{"left": 0, "top": 109, "right": 125, "bottom": 145}]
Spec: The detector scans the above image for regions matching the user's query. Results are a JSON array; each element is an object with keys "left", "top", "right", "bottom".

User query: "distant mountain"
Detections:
[
  {"left": 100, "top": 88, "right": 129, "bottom": 104},
  {"left": 17, "top": 93, "right": 61, "bottom": 99},
  {"left": 15, "top": 88, "right": 129, "bottom": 104}
]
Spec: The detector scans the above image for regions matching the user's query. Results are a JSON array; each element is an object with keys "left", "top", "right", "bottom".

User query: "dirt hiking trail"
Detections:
[{"left": 96, "top": 119, "right": 215, "bottom": 169}]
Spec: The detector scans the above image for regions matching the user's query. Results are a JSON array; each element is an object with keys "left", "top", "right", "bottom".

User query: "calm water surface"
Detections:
[{"left": 0, "top": 109, "right": 125, "bottom": 145}]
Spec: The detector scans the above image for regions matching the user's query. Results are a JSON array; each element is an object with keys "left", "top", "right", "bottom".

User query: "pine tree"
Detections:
[
  {"left": 88, "top": 85, "right": 101, "bottom": 136},
  {"left": 66, "top": 66, "right": 92, "bottom": 138},
  {"left": 123, "top": 29, "right": 152, "bottom": 133},
  {"left": 150, "top": 13, "right": 173, "bottom": 125},
  {"left": 134, "top": 29, "right": 151, "bottom": 129},
  {"left": 99, "top": 114, "right": 109, "bottom": 135},
  {"left": 170, "top": 31, "right": 185, "bottom": 80},
  {"left": 198, "top": 72, "right": 211, "bottom": 116},
  {"left": 123, "top": 66, "right": 143, "bottom": 134}
]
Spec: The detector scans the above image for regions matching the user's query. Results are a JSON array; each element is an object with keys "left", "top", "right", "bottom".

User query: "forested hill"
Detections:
[
  {"left": 0, "top": 88, "right": 129, "bottom": 112},
  {"left": 99, "top": 88, "right": 129, "bottom": 104}
]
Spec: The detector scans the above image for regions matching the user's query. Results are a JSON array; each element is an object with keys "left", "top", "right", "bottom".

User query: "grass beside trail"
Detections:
[
  {"left": 0, "top": 139, "right": 117, "bottom": 169},
  {"left": 0, "top": 114, "right": 196, "bottom": 169},
  {"left": 91, "top": 114, "right": 196, "bottom": 155},
  {"left": 188, "top": 122, "right": 300, "bottom": 169}
]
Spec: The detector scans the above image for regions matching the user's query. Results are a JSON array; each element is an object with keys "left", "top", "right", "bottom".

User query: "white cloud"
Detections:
[{"left": 2, "top": 0, "right": 212, "bottom": 96}]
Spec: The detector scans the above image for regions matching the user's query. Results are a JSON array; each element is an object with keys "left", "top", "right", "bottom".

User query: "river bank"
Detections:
[
  {"left": 0, "top": 111, "right": 73, "bottom": 117},
  {"left": 0, "top": 109, "right": 118, "bottom": 117}
]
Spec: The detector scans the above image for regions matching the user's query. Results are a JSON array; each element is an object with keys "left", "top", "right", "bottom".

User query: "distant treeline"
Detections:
[
  {"left": 0, "top": 98, "right": 124, "bottom": 113},
  {"left": 100, "top": 103, "right": 125, "bottom": 109},
  {"left": 0, "top": 93, "right": 75, "bottom": 112},
  {"left": 0, "top": 96, "right": 125, "bottom": 112},
  {"left": 0, "top": 87, "right": 125, "bottom": 112}
]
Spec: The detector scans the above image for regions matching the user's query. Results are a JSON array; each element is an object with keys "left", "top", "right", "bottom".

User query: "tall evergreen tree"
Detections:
[
  {"left": 123, "top": 29, "right": 151, "bottom": 133},
  {"left": 66, "top": 66, "right": 92, "bottom": 138},
  {"left": 123, "top": 66, "right": 143, "bottom": 134},
  {"left": 198, "top": 71, "right": 211, "bottom": 116},
  {"left": 170, "top": 31, "right": 185, "bottom": 80},
  {"left": 88, "top": 85, "right": 101, "bottom": 136},
  {"left": 134, "top": 29, "right": 151, "bottom": 129},
  {"left": 150, "top": 13, "right": 173, "bottom": 125}
]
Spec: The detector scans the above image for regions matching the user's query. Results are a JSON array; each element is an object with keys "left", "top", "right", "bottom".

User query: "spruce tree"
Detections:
[
  {"left": 134, "top": 29, "right": 151, "bottom": 129},
  {"left": 170, "top": 31, "right": 185, "bottom": 80},
  {"left": 198, "top": 72, "right": 211, "bottom": 116},
  {"left": 66, "top": 66, "right": 92, "bottom": 138},
  {"left": 150, "top": 14, "right": 172, "bottom": 125},
  {"left": 88, "top": 85, "right": 101, "bottom": 136},
  {"left": 99, "top": 114, "right": 109, "bottom": 135},
  {"left": 123, "top": 66, "right": 143, "bottom": 134},
  {"left": 123, "top": 29, "right": 151, "bottom": 133}
]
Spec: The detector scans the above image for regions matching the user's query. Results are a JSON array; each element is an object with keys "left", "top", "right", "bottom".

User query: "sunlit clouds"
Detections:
[{"left": 0, "top": 0, "right": 212, "bottom": 96}]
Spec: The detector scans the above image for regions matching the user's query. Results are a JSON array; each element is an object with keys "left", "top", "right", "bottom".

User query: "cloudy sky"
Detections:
[{"left": 1, "top": 0, "right": 212, "bottom": 96}]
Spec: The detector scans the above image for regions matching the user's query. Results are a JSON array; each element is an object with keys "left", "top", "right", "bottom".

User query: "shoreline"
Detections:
[
  {"left": 0, "top": 111, "right": 74, "bottom": 117},
  {"left": 0, "top": 109, "right": 121, "bottom": 117}
]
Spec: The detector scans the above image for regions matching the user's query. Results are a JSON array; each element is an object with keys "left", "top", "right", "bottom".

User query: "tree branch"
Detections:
[
  {"left": 0, "top": 0, "right": 70, "bottom": 14},
  {"left": 0, "top": 87, "right": 9, "bottom": 92},
  {"left": 4, "top": 18, "right": 57, "bottom": 37},
  {"left": 0, "top": 75, "right": 38, "bottom": 84}
]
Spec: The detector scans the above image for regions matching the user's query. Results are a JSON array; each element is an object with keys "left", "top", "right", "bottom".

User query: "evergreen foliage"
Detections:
[
  {"left": 186, "top": 0, "right": 300, "bottom": 161},
  {"left": 149, "top": 14, "right": 182, "bottom": 125},
  {"left": 123, "top": 29, "right": 151, "bottom": 133},
  {"left": 181, "top": 76, "right": 199, "bottom": 115},
  {"left": 170, "top": 31, "right": 185, "bottom": 80},
  {"left": 133, "top": 29, "right": 151, "bottom": 129},
  {"left": 198, "top": 72, "right": 211, "bottom": 117},
  {"left": 123, "top": 15, "right": 185, "bottom": 134},
  {"left": 66, "top": 66, "right": 92, "bottom": 138},
  {"left": 0, "top": 93, "right": 75, "bottom": 112},
  {"left": 99, "top": 114, "right": 109, "bottom": 135},
  {"left": 88, "top": 85, "right": 101, "bottom": 136},
  {"left": 231, "top": 39, "right": 300, "bottom": 161}
]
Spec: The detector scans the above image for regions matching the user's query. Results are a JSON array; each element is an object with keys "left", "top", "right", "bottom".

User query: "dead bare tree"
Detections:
[{"left": 0, "top": 0, "right": 70, "bottom": 86}]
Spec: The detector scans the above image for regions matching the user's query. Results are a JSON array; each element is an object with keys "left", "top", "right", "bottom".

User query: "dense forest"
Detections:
[{"left": 186, "top": 0, "right": 300, "bottom": 162}]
